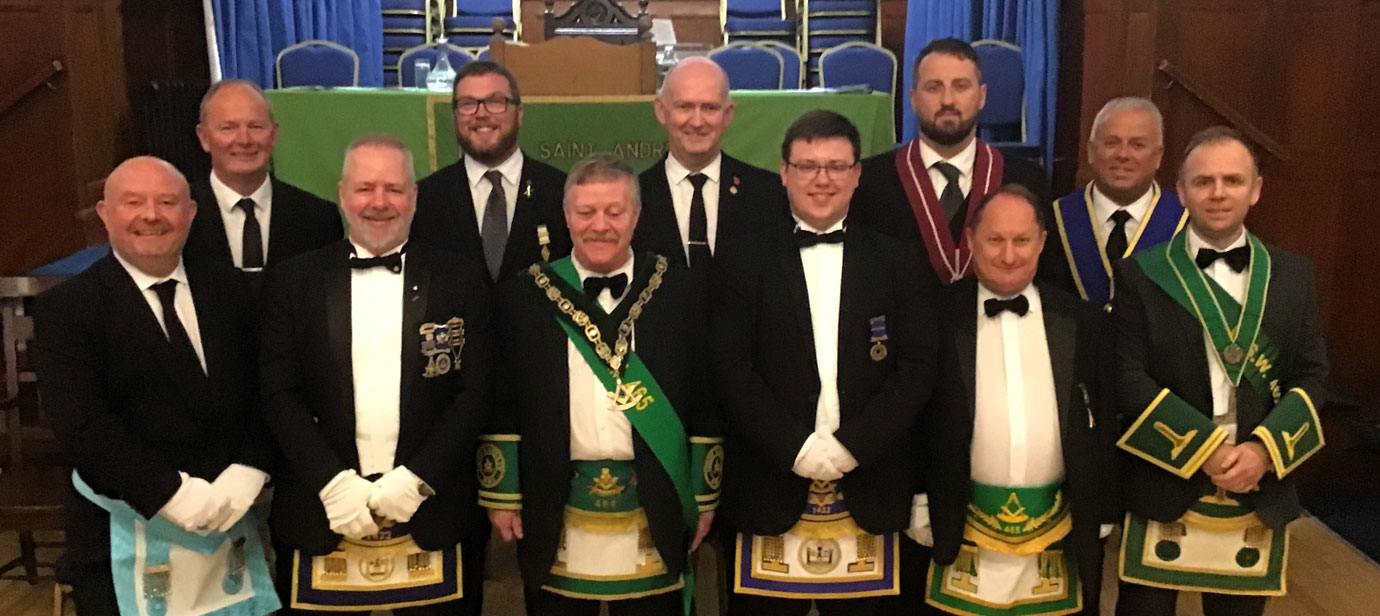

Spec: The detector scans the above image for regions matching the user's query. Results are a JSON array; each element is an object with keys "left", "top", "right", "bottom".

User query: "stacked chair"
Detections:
[
  {"left": 382, "top": 0, "right": 432, "bottom": 86},
  {"left": 971, "top": 39, "right": 1041, "bottom": 160},
  {"left": 722, "top": 0, "right": 796, "bottom": 47},
  {"left": 446, "top": 0, "right": 519, "bottom": 55},
  {"left": 275, "top": 40, "right": 361, "bottom": 88},
  {"left": 802, "top": 0, "right": 878, "bottom": 86}
]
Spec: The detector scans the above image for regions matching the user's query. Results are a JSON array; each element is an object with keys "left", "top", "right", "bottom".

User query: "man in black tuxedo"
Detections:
[
  {"left": 185, "top": 79, "right": 342, "bottom": 276},
  {"left": 712, "top": 110, "right": 937, "bottom": 615},
  {"left": 634, "top": 57, "right": 788, "bottom": 270},
  {"left": 259, "top": 135, "right": 492, "bottom": 615},
  {"left": 35, "top": 156, "right": 274, "bottom": 615},
  {"left": 914, "top": 186, "right": 1117, "bottom": 616},
  {"left": 851, "top": 38, "right": 1050, "bottom": 289},
  {"left": 413, "top": 61, "right": 570, "bottom": 283},
  {"left": 1112, "top": 127, "right": 1328, "bottom": 616},
  {"left": 484, "top": 154, "right": 717, "bottom": 615}
]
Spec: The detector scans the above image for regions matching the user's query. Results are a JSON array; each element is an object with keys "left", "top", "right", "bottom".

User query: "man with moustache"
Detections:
[
  {"left": 713, "top": 111, "right": 936, "bottom": 615},
  {"left": 919, "top": 186, "right": 1116, "bottom": 616},
  {"left": 35, "top": 156, "right": 278, "bottom": 615},
  {"left": 634, "top": 57, "right": 788, "bottom": 270},
  {"left": 185, "top": 79, "right": 342, "bottom": 280},
  {"left": 413, "top": 61, "right": 570, "bottom": 283},
  {"left": 482, "top": 154, "right": 716, "bottom": 615},
  {"left": 1112, "top": 127, "right": 1327, "bottom": 616},
  {"left": 259, "top": 135, "right": 492, "bottom": 615},
  {"left": 1041, "top": 97, "right": 1185, "bottom": 310},
  {"left": 852, "top": 37, "right": 1050, "bottom": 289}
]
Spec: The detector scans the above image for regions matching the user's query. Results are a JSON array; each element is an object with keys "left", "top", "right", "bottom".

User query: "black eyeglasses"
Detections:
[
  {"left": 453, "top": 97, "right": 518, "bottom": 115},
  {"left": 786, "top": 160, "right": 858, "bottom": 179}
]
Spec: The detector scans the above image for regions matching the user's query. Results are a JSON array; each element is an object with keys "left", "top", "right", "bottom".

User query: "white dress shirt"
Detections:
[
  {"left": 349, "top": 241, "right": 406, "bottom": 476},
  {"left": 664, "top": 152, "right": 723, "bottom": 258},
  {"left": 1186, "top": 226, "right": 1249, "bottom": 442},
  {"left": 465, "top": 149, "right": 523, "bottom": 232},
  {"left": 791, "top": 217, "right": 859, "bottom": 475},
  {"left": 112, "top": 252, "right": 207, "bottom": 374},
  {"left": 919, "top": 138, "right": 977, "bottom": 198},
  {"left": 568, "top": 252, "right": 638, "bottom": 461},
  {"left": 1090, "top": 182, "right": 1154, "bottom": 253},
  {"left": 208, "top": 172, "right": 273, "bottom": 270}
]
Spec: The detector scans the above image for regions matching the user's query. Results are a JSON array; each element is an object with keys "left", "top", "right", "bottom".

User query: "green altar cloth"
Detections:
[{"left": 264, "top": 88, "right": 896, "bottom": 202}]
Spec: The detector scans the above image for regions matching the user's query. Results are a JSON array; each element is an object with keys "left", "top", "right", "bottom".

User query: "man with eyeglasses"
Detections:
[
  {"left": 414, "top": 61, "right": 570, "bottom": 284},
  {"left": 712, "top": 110, "right": 938, "bottom": 615}
]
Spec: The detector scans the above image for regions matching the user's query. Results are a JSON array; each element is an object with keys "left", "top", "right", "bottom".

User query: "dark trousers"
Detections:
[
  {"left": 69, "top": 561, "right": 119, "bottom": 616},
  {"left": 727, "top": 592, "right": 893, "bottom": 616},
  {"left": 523, "top": 586, "right": 681, "bottom": 616},
  {"left": 1115, "top": 581, "right": 1268, "bottom": 616},
  {"left": 273, "top": 538, "right": 484, "bottom": 616}
]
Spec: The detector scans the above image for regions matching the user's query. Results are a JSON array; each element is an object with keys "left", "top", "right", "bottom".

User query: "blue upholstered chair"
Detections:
[
  {"left": 972, "top": 39, "right": 1039, "bottom": 158},
  {"left": 722, "top": 0, "right": 796, "bottom": 46},
  {"left": 801, "top": 0, "right": 876, "bottom": 86},
  {"left": 382, "top": 0, "right": 431, "bottom": 85},
  {"left": 757, "top": 40, "right": 802, "bottom": 89},
  {"left": 397, "top": 44, "right": 476, "bottom": 87},
  {"left": 818, "top": 41, "right": 895, "bottom": 93},
  {"left": 275, "top": 40, "right": 360, "bottom": 88},
  {"left": 709, "top": 42, "right": 785, "bottom": 90},
  {"left": 446, "top": 0, "right": 518, "bottom": 51}
]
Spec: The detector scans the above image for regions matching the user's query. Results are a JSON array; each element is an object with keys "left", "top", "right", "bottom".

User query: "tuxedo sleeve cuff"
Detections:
[
  {"left": 478, "top": 434, "right": 521, "bottom": 510},
  {"left": 690, "top": 436, "right": 723, "bottom": 512},
  {"left": 1117, "top": 388, "right": 1227, "bottom": 478},
  {"left": 1250, "top": 388, "right": 1324, "bottom": 478}
]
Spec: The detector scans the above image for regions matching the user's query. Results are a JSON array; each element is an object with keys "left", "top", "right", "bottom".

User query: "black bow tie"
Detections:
[
  {"left": 349, "top": 245, "right": 406, "bottom": 273},
  {"left": 1195, "top": 246, "right": 1250, "bottom": 273},
  {"left": 583, "top": 273, "right": 628, "bottom": 299},
  {"left": 795, "top": 228, "right": 846, "bottom": 248},
  {"left": 984, "top": 295, "right": 1030, "bottom": 318}
]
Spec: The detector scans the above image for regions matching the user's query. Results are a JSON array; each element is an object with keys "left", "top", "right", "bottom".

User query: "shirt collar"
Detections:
[
  {"left": 1185, "top": 225, "right": 1248, "bottom": 256},
  {"left": 665, "top": 152, "right": 722, "bottom": 186},
  {"left": 209, "top": 171, "right": 271, "bottom": 213},
  {"left": 572, "top": 251, "right": 636, "bottom": 298},
  {"left": 464, "top": 149, "right": 524, "bottom": 189},
  {"left": 348, "top": 239, "right": 407, "bottom": 260},
  {"left": 111, "top": 250, "right": 189, "bottom": 291},
  {"left": 919, "top": 138, "right": 977, "bottom": 177},
  {"left": 1090, "top": 181, "right": 1155, "bottom": 226},
  {"left": 976, "top": 281, "right": 1042, "bottom": 316},
  {"left": 792, "top": 214, "right": 846, "bottom": 235}
]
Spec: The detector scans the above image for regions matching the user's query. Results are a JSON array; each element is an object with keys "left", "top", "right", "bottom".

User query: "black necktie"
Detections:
[
  {"left": 237, "top": 198, "right": 264, "bottom": 269},
  {"left": 1195, "top": 246, "right": 1250, "bottom": 273},
  {"left": 481, "top": 170, "right": 508, "bottom": 281},
  {"left": 686, "top": 173, "right": 712, "bottom": 269},
  {"left": 795, "top": 228, "right": 846, "bottom": 248},
  {"left": 150, "top": 280, "right": 204, "bottom": 374},
  {"left": 984, "top": 294, "right": 1030, "bottom": 318},
  {"left": 1106, "top": 209, "right": 1132, "bottom": 264},
  {"left": 349, "top": 244, "right": 406, "bottom": 273},
  {"left": 583, "top": 273, "right": 628, "bottom": 299},
  {"left": 933, "top": 162, "right": 966, "bottom": 242}
]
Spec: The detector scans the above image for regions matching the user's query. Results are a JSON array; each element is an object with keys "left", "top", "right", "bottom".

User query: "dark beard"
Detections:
[
  {"left": 919, "top": 114, "right": 978, "bottom": 147},
  {"left": 459, "top": 129, "right": 520, "bottom": 166}
]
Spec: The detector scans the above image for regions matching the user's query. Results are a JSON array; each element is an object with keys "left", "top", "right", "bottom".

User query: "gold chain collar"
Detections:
[{"left": 528, "top": 256, "right": 668, "bottom": 377}]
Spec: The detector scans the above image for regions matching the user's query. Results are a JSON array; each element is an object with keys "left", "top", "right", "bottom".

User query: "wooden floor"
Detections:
[{"left": 4, "top": 515, "right": 1376, "bottom": 615}]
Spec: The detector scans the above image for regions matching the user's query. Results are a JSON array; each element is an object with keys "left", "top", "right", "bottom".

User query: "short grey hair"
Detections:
[
  {"left": 563, "top": 154, "right": 641, "bottom": 209},
  {"left": 1089, "top": 96, "right": 1163, "bottom": 146},
  {"left": 342, "top": 133, "right": 416, "bottom": 184},
  {"left": 199, "top": 79, "right": 275, "bottom": 124}
]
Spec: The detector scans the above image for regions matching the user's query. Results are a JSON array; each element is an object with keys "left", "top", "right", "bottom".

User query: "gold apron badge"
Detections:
[
  {"left": 868, "top": 315, "right": 888, "bottom": 361},
  {"left": 537, "top": 224, "right": 551, "bottom": 262},
  {"left": 420, "top": 317, "right": 465, "bottom": 377}
]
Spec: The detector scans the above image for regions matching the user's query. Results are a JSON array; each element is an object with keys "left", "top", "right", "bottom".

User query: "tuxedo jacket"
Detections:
[
  {"left": 711, "top": 221, "right": 939, "bottom": 536},
  {"left": 632, "top": 152, "right": 789, "bottom": 268},
  {"left": 184, "top": 175, "right": 343, "bottom": 270},
  {"left": 491, "top": 254, "right": 711, "bottom": 585},
  {"left": 926, "top": 279, "right": 1117, "bottom": 605},
  {"left": 412, "top": 156, "right": 570, "bottom": 284},
  {"left": 34, "top": 256, "right": 267, "bottom": 564},
  {"left": 850, "top": 148, "right": 1052, "bottom": 289},
  {"left": 259, "top": 241, "right": 493, "bottom": 555},
  {"left": 1113, "top": 244, "right": 1328, "bottom": 528}
]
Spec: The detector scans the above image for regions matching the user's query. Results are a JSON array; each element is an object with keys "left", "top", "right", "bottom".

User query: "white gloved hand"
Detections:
[
  {"left": 814, "top": 433, "right": 859, "bottom": 473},
  {"left": 210, "top": 464, "right": 269, "bottom": 532},
  {"left": 791, "top": 433, "right": 844, "bottom": 481},
  {"left": 904, "top": 493, "right": 933, "bottom": 547},
  {"left": 319, "top": 470, "right": 380, "bottom": 538},
  {"left": 159, "top": 472, "right": 231, "bottom": 532},
  {"left": 1099, "top": 523, "right": 1115, "bottom": 539},
  {"left": 368, "top": 466, "right": 429, "bottom": 523}
]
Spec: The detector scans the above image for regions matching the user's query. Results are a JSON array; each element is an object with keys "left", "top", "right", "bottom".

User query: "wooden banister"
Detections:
[
  {"left": 1157, "top": 59, "right": 1289, "bottom": 162},
  {"left": 0, "top": 60, "right": 64, "bottom": 119}
]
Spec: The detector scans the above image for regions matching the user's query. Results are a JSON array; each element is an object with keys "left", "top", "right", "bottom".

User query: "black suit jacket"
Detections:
[
  {"left": 633, "top": 152, "right": 789, "bottom": 268},
  {"left": 926, "top": 279, "right": 1117, "bottom": 606},
  {"left": 412, "top": 155, "right": 570, "bottom": 284},
  {"left": 184, "top": 175, "right": 342, "bottom": 270},
  {"left": 711, "top": 222, "right": 938, "bottom": 536},
  {"left": 491, "top": 254, "right": 711, "bottom": 585},
  {"left": 850, "top": 146, "right": 1052, "bottom": 289},
  {"left": 259, "top": 241, "right": 493, "bottom": 555},
  {"left": 34, "top": 256, "right": 267, "bottom": 564},
  {"left": 1113, "top": 243, "right": 1328, "bottom": 528}
]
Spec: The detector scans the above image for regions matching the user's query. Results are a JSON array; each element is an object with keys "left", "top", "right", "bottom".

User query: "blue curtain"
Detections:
[
  {"left": 901, "top": 1, "right": 974, "bottom": 143},
  {"left": 978, "top": 0, "right": 1059, "bottom": 174},
  {"left": 211, "top": 0, "right": 384, "bottom": 88}
]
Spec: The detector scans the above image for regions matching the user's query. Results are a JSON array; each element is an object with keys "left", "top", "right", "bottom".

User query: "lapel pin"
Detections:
[{"left": 523, "top": 181, "right": 532, "bottom": 198}]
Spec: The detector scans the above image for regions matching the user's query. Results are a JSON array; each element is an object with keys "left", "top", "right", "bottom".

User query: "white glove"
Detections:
[
  {"left": 814, "top": 433, "right": 859, "bottom": 473},
  {"left": 1099, "top": 523, "right": 1114, "bottom": 539},
  {"left": 905, "top": 493, "right": 933, "bottom": 547},
  {"left": 792, "top": 433, "right": 844, "bottom": 481},
  {"left": 368, "top": 466, "right": 430, "bottom": 523},
  {"left": 319, "top": 470, "right": 379, "bottom": 538},
  {"left": 210, "top": 464, "right": 269, "bottom": 532},
  {"left": 159, "top": 472, "right": 231, "bottom": 532}
]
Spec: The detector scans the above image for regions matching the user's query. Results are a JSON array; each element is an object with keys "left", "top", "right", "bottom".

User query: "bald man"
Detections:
[
  {"left": 634, "top": 57, "right": 788, "bottom": 270},
  {"left": 35, "top": 156, "right": 278, "bottom": 615}
]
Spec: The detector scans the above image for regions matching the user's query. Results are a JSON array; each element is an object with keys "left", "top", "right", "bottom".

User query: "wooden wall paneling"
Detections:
[
  {"left": 520, "top": 0, "right": 722, "bottom": 46},
  {"left": 120, "top": 0, "right": 210, "bottom": 86},
  {"left": 1071, "top": 0, "right": 1159, "bottom": 187}
]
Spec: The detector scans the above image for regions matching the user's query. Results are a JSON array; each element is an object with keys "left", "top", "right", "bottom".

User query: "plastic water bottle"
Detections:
[
  {"left": 426, "top": 50, "right": 456, "bottom": 92},
  {"left": 413, "top": 58, "right": 431, "bottom": 89}
]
